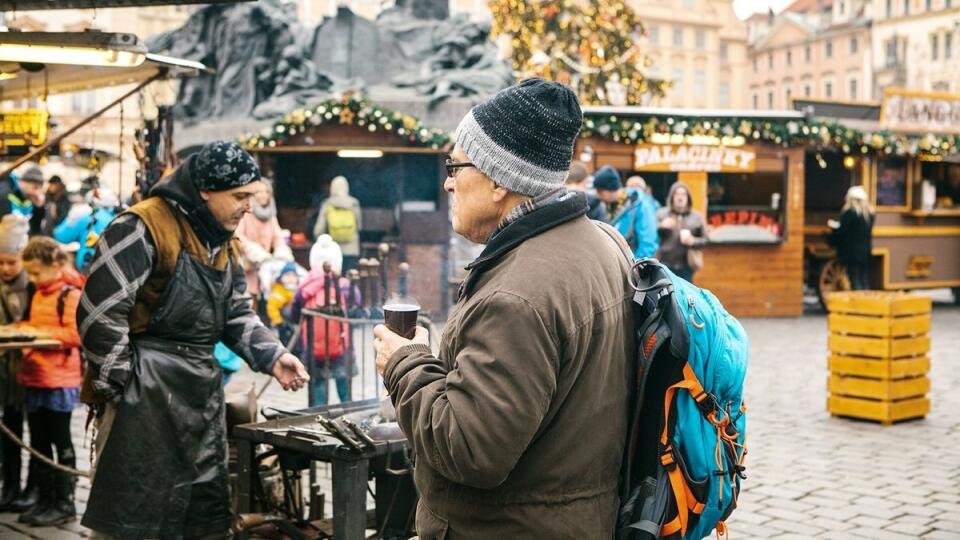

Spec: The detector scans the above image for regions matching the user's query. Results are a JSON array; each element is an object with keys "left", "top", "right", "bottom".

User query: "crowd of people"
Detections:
[{"left": 564, "top": 158, "right": 709, "bottom": 283}]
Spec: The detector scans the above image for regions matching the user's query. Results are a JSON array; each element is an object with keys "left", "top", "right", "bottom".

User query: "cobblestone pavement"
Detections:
[{"left": 1, "top": 295, "right": 957, "bottom": 539}]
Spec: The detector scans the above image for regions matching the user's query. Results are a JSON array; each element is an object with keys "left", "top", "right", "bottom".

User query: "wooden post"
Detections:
[{"left": 332, "top": 458, "right": 369, "bottom": 540}]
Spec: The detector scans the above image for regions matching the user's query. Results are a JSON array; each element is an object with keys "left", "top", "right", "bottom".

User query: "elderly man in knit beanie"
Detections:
[
  {"left": 373, "top": 79, "right": 634, "bottom": 538},
  {"left": 77, "top": 141, "right": 308, "bottom": 539}
]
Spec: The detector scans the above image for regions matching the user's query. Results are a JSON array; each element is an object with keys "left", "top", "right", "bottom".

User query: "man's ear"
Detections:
[
  {"left": 491, "top": 184, "right": 510, "bottom": 203},
  {"left": 199, "top": 191, "right": 211, "bottom": 202}
]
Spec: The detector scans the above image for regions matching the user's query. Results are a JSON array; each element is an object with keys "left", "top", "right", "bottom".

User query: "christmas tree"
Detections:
[{"left": 489, "top": 0, "right": 668, "bottom": 106}]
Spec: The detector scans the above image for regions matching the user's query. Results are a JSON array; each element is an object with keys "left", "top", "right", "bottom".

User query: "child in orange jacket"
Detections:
[{"left": 15, "top": 237, "right": 81, "bottom": 526}]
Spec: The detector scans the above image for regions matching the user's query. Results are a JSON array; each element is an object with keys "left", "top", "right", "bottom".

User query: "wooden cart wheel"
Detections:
[{"left": 818, "top": 258, "right": 850, "bottom": 309}]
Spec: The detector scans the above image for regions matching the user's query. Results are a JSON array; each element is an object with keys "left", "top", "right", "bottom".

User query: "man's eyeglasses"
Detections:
[{"left": 445, "top": 159, "right": 475, "bottom": 177}]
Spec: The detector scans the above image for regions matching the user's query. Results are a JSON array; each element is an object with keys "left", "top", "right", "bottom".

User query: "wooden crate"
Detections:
[
  {"left": 828, "top": 355, "right": 930, "bottom": 379},
  {"left": 827, "top": 313, "right": 931, "bottom": 338},
  {"left": 827, "top": 374, "right": 930, "bottom": 400},
  {"left": 826, "top": 291, "right": 932, "bottom": 317},
  {"left": 828, "top": 334, "right": 930, "bottom": 359},
  {"left": 827, "top": 395, "right": 930, "bottom": 424}
]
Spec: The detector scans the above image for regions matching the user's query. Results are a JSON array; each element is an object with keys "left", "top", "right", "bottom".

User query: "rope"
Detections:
[{"left": 0, "top": 418, "right": 90, "bottom": 477}]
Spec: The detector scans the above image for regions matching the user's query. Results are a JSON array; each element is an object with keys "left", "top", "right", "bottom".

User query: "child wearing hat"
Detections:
[
  {"left": 0, "top": 216, "right": 34, "bottom": 513},
  {"left": 291, "top": 235, "right": 361, "bottom": 405},
  {"left": 15, "top": 237, "right": 82, "bottom": 526},
  {"left": 266, "top": 262, "right": 301, "bottom": 345}
]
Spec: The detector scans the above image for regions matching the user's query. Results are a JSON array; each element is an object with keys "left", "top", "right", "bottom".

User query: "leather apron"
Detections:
[{"left": 82, "top": 243, "right": 235, "bottom": 539}]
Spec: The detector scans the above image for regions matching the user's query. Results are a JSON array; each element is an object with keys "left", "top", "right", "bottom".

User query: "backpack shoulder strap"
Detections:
[{"left": 57, "top": 285, "right": 77, "bottom": 326}]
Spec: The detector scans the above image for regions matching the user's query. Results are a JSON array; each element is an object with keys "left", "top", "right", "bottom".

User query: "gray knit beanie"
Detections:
[{"left": 455, "top": 78, "right": 582, "bottom": 197}]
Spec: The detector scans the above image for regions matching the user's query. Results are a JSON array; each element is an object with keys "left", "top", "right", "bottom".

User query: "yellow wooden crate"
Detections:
[
  {"left": 828, "top": 374, "right": 929, "bottom": 400},
  {"left": 828, "top": 334, "right": 930, "bottom": 359},
  {"left": 826, "top": 291, "right": 932, "bottom": 317},
  {"left": 828, "top": 313, "right": 931, "bottom": 338},
  {"left": 827, "top": 395, "right": 930, "bottom": 424},
  {"left": 828, "top": 355, "right": 930, "bottom": 379}
]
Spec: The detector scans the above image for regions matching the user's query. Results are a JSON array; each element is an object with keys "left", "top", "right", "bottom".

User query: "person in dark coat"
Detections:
[
  {"left": 828, "top": 185, "right": 875, "bottom": 290},
  {"left": 372, "top": 79, "right": 634, "bottom": 538},
  {"left": 656, "top": 181, "right": 708, "bottom": 283},
  {"left": 77, "top": 141, "right": 309, "bottom": 539}
]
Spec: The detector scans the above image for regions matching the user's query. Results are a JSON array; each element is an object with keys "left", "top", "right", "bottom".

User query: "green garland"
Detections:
[
  {"left": 579, "top": 114, "right": 960, "bottom": 158},
  {"left": 244, "top": 96, "right": 960, "bottom": 158},
  {"left": 241, "top": 95, "right": 451, "bottom": 150}
]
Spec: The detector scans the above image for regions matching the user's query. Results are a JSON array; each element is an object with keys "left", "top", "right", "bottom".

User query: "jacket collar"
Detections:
[{"left": 460, "top": 190, "right": 588, "bottom": 298}]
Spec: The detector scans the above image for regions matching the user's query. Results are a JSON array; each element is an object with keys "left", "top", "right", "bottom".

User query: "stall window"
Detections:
[
  {"left": 705, "top": 162, "right": 788, "bottom": 244},
  {"left": 875, "top": 156, "right": 909, "bottom": 209},
  {"left": 919, "top": 161, "right": 960, "bottom": 210}
]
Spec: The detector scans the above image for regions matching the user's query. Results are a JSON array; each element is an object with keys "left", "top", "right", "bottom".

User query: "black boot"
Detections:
[
  {"left": 0, "top": 455, "right": 21, "bottom": 511},
  {"left": 17, "top": 464, "right": 49, "bottom": 523},
  {"left": 8, "top": 460, "right": 39, "bottom": 513},
  {"left": 25, "top": 468, "right": 75, "bottom": 526}
]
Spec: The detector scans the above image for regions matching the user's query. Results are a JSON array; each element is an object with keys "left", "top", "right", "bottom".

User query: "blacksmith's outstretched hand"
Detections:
[{"left": 272, "top": 353, "right": 310, "bottom": 391}]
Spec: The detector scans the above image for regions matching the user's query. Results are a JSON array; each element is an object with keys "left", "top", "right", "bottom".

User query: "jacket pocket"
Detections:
[{"left": 415, "top": 502, "right": 449, "bottom": 540}]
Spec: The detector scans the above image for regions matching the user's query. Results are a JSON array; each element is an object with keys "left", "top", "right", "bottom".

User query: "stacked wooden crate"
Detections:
[{"left": 826, "top": 291, "right": 932, "bottom": 425}]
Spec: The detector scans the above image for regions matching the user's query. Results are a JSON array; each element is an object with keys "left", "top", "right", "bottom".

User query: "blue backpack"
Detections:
[{"left": 600, "top": 224, "right": 749, "bottom": 540}]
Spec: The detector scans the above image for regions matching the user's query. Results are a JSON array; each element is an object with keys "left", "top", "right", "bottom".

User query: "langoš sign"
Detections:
[
  {"left": 881, "top": 88, "right": 960, "bottom": 134},
  {"left": 634, "top": 144, "right": 756, "bottom": 173}
]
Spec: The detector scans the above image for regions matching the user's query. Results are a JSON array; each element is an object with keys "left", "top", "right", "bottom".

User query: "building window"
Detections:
[
  {"left": 947, "top": 33, "right": 953, "bottom": 58},
  {"left": 719, "top": 81, "right": 730, "bottom": 107},
  {"left": 886, "top": 39, "right": 898, "bottom": 67},
  {"left": 786, "top": 50, "right": 792, "bottom": 65},
  {"left": 768, "top": 52, "right": 773, "bottom": 68},
  {"left": 694, "top": 69, "right": 706, "bottom": 96},
  {"left": 804, "top": 83, "right": 812, "bottom": 97},
  {"left": 753, "top": 93, "right": 759, "bottom": 109},
  {"left": 932, "top": 34, "right": 939, "bottom": 60},
  {"left": 672, "top": 68, "right": 685, "bottom": 95},
  {"left": 839, "top": 0, "right": 846, "bottom": 15},
  {"left": 886, "top": 0, "right": 892, "bottom": 17},
  {"left": 850, "top": 37, "right": 858, "bottom": 54},
  {"left": 673, "top": 28, "right": 683, "bottom": 47},
  {"left": 785, "top": 87, "right": 793, "bottom": 106},
  {"left": 648, "top": 25, "right": 659, "bottom": 45},
  {"left": 720, "top": 42, "right": 729, "bottom": 60},
  {"left": 805, "top": 45, "right": 811, "bottom": 62},
  {"left": 695, "top": 30, "right": 706, "bottom": 49},
  {"left": 752, "top": 57, "right": 757, "bottom": 72},
  {"left": 849, "top": 77, "right": 858, "bottom": 99},
  {"left": 926, "top": 0, "right": 932, "bottom": 10},
  {"left": 825, "top": 40, "right": 833, "bottom": 58},
  {"left": 767, "top": 91, "right": 774, "bottom": 108},
  {"left": 905, "top": 0, "right": 910, "bottom": 14},
  {"left": 825, "top": 81, "right": 833, "bottom": 98},
  {"left": 71, "top": 90, "right": 98, "bottom": 114}
]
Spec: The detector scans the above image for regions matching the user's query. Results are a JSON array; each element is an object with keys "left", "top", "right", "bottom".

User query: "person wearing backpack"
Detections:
[
  {"left": 14, "top": 237, "right": 83, "bottom": 526},
  {"left": 290, "top": 236, "right": 360, "bottom": 405},
  {"left": 373, "top": 79, "right": 635, "bottom": 538},
  {"left": 312, "top": 176, "right": 361, "bottom": 272},
  {"left": 0, "top": 216, "right": 34, "bottom": 514},
  {"left": 593, "top": 165, "right": 659, "bottom": 259}
]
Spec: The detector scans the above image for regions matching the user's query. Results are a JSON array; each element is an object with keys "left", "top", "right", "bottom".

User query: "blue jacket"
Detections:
[
  {"left": 53, "top": 207, "right": 116, "bottom": 272},
  {"left": 612, "top": 188, "right": 659, "bottom": 259}
]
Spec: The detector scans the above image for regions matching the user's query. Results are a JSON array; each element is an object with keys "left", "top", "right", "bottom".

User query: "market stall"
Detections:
[
  {"left": 576, "top": 107, "right": 807, "bottom": 317},
  {"left": 244, "top": 96, "right": 456, "bottom": 318}
]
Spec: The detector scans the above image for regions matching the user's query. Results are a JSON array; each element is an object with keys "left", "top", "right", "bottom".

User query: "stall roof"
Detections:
[
  {"left": 0, "top": 0, "right": 247, "bottom": 9},
  {"left": 791, "top": 98, "right": 882, "bottom": 131},
  {"left": 582, "top": 105, "right": 806, "bottom": 121},
  {"left": 0, "top": 53, "right": 205, "bottom": 100}
]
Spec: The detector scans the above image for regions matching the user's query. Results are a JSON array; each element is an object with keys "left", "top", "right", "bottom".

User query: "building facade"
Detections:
[
  {"left": 747, "top": 0, "right": 873, "bottom": 110},
  {"left": 632, "top": 0, "right": 749, "bottom": 108},
  {"left": 871, "top": 0, "right": 960, "bottom": 96}
]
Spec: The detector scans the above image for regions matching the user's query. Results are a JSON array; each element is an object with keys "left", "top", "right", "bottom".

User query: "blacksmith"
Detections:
[
  {"left": 78, "top": 141, "right": 309, "bottom": 539},
  {"left": 374, "top": 79, "right": 635, "bottom": 538}
]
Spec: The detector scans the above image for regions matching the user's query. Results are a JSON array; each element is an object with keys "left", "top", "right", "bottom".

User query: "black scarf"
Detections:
[{"left": 150, "top": 154, "right": 235, "bottom": 247}]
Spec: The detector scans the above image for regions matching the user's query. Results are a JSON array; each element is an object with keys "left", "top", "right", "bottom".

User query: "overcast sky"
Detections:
[{"left": 733, "top": 0, "right": 796, "bottom": 19}]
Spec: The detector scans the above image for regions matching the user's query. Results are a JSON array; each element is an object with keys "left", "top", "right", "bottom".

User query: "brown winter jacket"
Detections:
[{"left": 384, "top": 191, "right": 635, "bottom": 539}]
